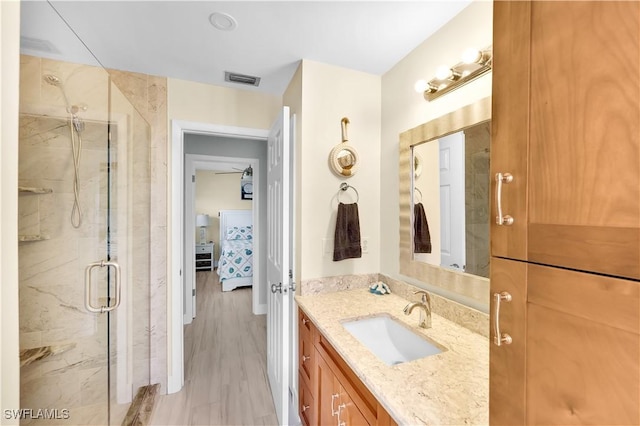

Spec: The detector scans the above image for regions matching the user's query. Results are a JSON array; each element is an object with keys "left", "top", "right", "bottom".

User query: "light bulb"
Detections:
[
  {"left": 461, "top": 48, "right": 482, "bottom": 64},
  {"left": 414, "top": 79, "right": 428, "bottom": 93},
  {"left": 435, "top": 66, "right": 453, "bottom": 80}
]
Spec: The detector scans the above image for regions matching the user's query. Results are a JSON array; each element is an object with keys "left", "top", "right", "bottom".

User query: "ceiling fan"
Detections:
[{"left": 215, "top": 166, "right": 252, "bottom": 176}]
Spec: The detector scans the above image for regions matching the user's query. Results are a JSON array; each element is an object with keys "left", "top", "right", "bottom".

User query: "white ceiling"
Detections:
[{"left": 20, "top": 1, "right": 472, "bottom": 95}]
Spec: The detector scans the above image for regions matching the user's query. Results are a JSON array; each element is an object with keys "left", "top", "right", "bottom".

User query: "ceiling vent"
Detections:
[{"left": 225, "top": 71, "right": 261, "bottom": 87}]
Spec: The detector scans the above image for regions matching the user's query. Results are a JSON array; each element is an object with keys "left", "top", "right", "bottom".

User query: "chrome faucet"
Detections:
[{"left": 403, "top": 290, "right": 432, "bottom": 329}]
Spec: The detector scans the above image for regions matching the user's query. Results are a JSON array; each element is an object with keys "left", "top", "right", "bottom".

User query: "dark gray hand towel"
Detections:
[
  {"left": 414, "top": 202, "right": 432, "bottom": 253},
  {"left": 333, "top": 202, "right": 362, "bottom": 261}
]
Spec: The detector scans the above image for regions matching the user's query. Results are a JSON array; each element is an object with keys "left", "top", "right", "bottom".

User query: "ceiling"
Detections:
[{"left": 20, "top": 1, "right": 472, "bottom": 95}]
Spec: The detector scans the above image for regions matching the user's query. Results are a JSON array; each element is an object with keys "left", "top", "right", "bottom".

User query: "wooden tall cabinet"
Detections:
[
  {"left": 491, "top": 1, "right": 640, "bottom": 424},
  {"left": 492, "top": 0, "right": 640, "bottom": 278}
]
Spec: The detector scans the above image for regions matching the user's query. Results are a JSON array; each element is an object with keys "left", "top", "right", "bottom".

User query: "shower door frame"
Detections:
[{"left": 109, "top": 103, "right": 134, "bottom": 407}]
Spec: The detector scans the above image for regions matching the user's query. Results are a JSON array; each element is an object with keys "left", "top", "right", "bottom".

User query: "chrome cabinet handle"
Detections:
[
  {"left": 495, "top": 172, "right": 514, "bottom": 225},
  {"left": 302, "top": 354, "right": 310, "bottom": 362},
  {"left": 84, "top": 260, "right": 121, "bottom": 313},
  {"left": 302, "top": 318, "right": 309, "bottom": 325},
  {"left": 301, "top": 404, "right": 310, "bottom": 413},
  {"left": 337, "top": 403, "right": 346, "bottom": 426},
  {"left": 493, "top": 291, "right": 513, "bottom": 346},
  {"left": 331, "top": 394, "right": 340, "bottom": 416}
]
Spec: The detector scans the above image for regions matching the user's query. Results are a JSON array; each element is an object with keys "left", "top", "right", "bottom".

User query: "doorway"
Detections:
[
  {"left": 184, "top": 155, "right": 261, "bottom": 324},
  {"left": 168, "top": 116, "right": 297, "bottom": 425},
  {"left": 168, "top": 121, "right": 269, "bottom": 393}
]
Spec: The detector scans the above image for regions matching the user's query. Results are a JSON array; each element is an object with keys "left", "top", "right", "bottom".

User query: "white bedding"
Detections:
[{"left": 218, "top": 239, "right": 253, "bottom": 282}]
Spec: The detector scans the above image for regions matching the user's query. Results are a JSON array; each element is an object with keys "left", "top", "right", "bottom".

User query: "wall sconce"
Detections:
[
  {"left": 196, "top": 214, "right": 210, "bottom": 244},
  {"left": 415, "top": 46, "right": 492, "bottom": 102}
]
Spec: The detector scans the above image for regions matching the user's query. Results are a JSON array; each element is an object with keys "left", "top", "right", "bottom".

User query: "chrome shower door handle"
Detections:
[
  {"left": 495, "top": 172, "right": 514, "bottom": 225},
  {"left": 84, "top": 260, "right": 122, "bottom": 313},
  {"left": 493, "top": 291, "right": 513, "bottom": 346}
]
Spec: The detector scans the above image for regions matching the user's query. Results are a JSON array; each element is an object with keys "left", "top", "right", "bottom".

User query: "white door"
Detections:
[
  {"left": 439, "top": 132, "right": 466, "bottom": 271},
  {"left": 267, "top": 106, "right": 291, "bottom": 425}
]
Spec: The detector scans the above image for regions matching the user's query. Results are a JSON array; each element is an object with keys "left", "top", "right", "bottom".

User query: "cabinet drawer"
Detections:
[
  {"left": 195, "top": 261, "right": 212, "bottom": 268},
  {"left": 298, "top": 309, "right": 315, "bottom": 387},
  {"left": 196, "top": 245, "right": 212, "bottom": 253},
  {"left": 195, "top": 253, "right": 211, "bottom": 260},
  {"left": 299, "top": 309, "right": 313, "bottom": 335},
  {"left": 299, "top": 329, "right": 315, "bottom": 387},
  {"left": 298, "top": 372, "right": 315, "bottom": 426}
]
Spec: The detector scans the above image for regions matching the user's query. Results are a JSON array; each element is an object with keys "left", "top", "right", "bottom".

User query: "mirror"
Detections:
[
  {"left": 399, "top": 97, "right": 491, "bottom": 306},
  {"left": 412, "top": 121, "right": 490, "bottom": 278}
]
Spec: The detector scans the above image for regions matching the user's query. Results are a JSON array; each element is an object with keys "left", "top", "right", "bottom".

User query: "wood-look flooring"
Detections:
[{"left": 150, "top": 271, "right": 278, "bottom": 425}]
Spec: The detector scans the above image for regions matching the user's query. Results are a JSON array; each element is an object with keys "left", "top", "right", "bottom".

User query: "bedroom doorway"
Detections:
[
  {"left": 184, "top": 156, "right": 261, "bottom": 324},
  {"left": 168, "top": 118, "right": 294, "bottom": 408}
]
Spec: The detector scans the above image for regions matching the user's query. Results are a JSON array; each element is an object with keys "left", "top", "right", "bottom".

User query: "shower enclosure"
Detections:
[{"left": 18, "top": 2, "right": 151, "bottom": 424}]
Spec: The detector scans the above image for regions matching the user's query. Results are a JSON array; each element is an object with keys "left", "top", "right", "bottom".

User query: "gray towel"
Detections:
[
  {"left": 414, "top": 202, "right": 432, "bottom": 253},
  {"left": 333, "top": 202, "right": 362, "bottom": 261}
]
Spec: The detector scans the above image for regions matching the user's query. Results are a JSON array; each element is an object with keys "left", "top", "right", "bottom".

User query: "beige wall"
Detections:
[
  {"left": 195, "top": 170, "right": 252, "bottom": 258},
  {"left": 380, "top": 1, "right": 493, "bottom": 300},
  {"left": 1, "top": 1, "right": 21, "bottom": 421},
  {"left": 168, "top": 78, "right": 282, "bottom": 128},
  {"left": 298, "top": 60, "right": 381, "bottom": 280}
]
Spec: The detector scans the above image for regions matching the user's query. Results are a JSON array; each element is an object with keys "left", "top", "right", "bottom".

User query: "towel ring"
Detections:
[
  {"left": 414, "top": 187, "right": 423, "bottom": 203},
  {"left": 338, "top": 182, "right": 359, "bottom": 203}
]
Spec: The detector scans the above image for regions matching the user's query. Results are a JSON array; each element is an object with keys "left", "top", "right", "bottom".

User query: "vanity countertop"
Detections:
[{"left": 296, "top": 288, "right": 489, "bottom": 426}]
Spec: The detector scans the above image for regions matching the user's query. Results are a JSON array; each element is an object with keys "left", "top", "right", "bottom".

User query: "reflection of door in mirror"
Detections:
[
  {"left": 439, "top": 132, "right": 465, "bottom": 272},
  {"left": 412, "top": 121, "right": 490, "bottom": 278}
]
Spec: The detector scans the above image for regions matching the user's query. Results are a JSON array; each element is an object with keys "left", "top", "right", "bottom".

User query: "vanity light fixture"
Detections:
[{"left": 417, "top": 46, "right": 492, "bottom": 101}]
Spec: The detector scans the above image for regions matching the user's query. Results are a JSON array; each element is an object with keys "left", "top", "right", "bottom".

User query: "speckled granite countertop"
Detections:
[{"left": 296, "top": 288, "right": 489, "bottom": 426}]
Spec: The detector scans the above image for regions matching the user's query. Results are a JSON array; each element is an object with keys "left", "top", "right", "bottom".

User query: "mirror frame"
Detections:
[{"left": 399, "top": 97, "right": 491, "bottom": 307}]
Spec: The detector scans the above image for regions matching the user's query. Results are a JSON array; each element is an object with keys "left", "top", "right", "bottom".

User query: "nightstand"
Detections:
[{"left": 195, "top": 243, "right": 214, "bottom": 271}]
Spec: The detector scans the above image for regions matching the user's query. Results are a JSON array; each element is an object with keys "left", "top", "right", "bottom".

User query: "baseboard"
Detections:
[{"left": 254, "top": 303, "right": 267, "bottom": 315}]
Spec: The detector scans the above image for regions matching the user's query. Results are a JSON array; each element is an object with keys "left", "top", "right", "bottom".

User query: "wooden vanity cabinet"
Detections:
[
  {"left": 317, "top": 354, "right": 368, "bottom": 426},
  {"left": 298, "top": 308, "right": 397, "bottom": 426},
  {"left": 491, "top": 3, "right": 640, "bottom": 424}
]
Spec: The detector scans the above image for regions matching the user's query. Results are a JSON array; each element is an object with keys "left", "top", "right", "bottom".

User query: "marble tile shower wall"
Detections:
[
  {"left": 107, "top": 69, "right": 168, "bottom": 393},
  {"left": 18, "top": 55, "right": 168, "bottom": 422}
]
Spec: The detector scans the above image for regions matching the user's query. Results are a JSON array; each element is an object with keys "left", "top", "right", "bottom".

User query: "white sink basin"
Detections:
[{"left": 341, "top": 314, "right": 445, "bottom": 366}]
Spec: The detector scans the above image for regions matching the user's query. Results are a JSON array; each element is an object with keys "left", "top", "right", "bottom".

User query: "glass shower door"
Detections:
[{"left": 18, "top": 2, "right": 151, "bottom": 424}]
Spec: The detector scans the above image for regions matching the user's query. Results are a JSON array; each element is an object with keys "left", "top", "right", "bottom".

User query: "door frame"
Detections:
[
  {"left": 168, "top": 120, "right": 268, "bottom": 393},
  {"left": 184, "top": 154, "right": 260, "bottom": 324}
]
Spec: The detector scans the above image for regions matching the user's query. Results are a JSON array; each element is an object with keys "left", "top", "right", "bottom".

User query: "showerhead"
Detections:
[{"left": 41, "top": 74, "right": 88, "bottom": 124}]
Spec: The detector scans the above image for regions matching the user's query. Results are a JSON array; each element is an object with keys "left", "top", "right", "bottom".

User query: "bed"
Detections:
[{"left": 218, "top": 210, "right": 253, "bottom": 292}]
